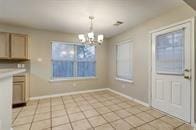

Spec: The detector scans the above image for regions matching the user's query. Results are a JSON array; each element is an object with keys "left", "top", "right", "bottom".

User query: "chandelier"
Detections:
[{"left": 78, "top": 16, "right": 104, "bottom": 45}]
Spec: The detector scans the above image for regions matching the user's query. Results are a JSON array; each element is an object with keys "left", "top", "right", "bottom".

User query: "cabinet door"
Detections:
[
  {"left": 10, "top": 34, "right": 28, "bottom": 59},
  {"left": 13, "top": 82, "right": 25, "bottom": 104},
  {"left": 0, "top": 32, "right": 9, "bottom": 58}
]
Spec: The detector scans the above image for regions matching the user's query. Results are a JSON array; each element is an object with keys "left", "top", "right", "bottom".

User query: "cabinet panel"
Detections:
[
  {"left": 10, "top": 34, "right": 28, "bottom": 59},
  {"left": 0, "top": 32, "right": 9, "bottom": 58},
  {"left": 13, "top": 82, "right": 25, "bottom": 104}
]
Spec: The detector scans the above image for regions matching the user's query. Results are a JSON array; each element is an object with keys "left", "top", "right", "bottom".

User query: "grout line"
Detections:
[
  {"left": 61, "top": 96, "right": 74, "bottom": 130},
  {"left": 29, "top": 99, "right": 39, "bottom": 130}
]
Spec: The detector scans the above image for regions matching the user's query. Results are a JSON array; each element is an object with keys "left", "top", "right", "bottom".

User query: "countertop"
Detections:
[{"left": 0, "top": 69, "right": 26, "bottom": 79}]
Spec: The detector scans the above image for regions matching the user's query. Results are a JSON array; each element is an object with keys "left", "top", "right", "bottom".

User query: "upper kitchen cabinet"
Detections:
[
  {"left": 10, "top": 33, "right": 28, "bottom": 59},
  {"left": 0, "top": 32, "right": 10, "bottom": 59}
]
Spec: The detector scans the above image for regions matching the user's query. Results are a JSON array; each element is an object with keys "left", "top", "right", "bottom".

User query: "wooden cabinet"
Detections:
[
  {"left": 0, "top": 32, "right": 9, "bottom": 59},
  {"left": 10, "top": 34, "right": 28, "bottom": 59},
  {"left": 0, "top": 32, "right": 28, "bottom": 60},
  {"left": 13, "top": 76, "right": 25, "bottom": 105}
]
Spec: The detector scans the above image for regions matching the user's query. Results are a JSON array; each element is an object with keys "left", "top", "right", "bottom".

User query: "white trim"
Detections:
[
  {"left": 149, "top": 18, "right": 195, "bottom": 126},
  {"left": 106, "top": 88, "right": 150, "bottom": 107},
  {"left": 29, "top": 88, "right": 108, "bottom": 100},
  {"left": 115, "top": 78, "right": 134, "bottom": 83},
  {"left": 50, "top": 77, "right": 97, "bottom": 82}
]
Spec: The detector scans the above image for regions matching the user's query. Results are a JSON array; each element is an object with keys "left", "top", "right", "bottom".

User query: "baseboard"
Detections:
[
  {"left": 107, "top": 88, "right": 150, "bottom": 107},
  {"left": 30, "top": 88, "right": 108, "bottom": 100}
]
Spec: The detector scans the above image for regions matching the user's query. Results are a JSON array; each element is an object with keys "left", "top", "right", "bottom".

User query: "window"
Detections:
[
  {"left": 52, "top": 42, "right": 96, "bottom": 79},
  {"left": 156, "top": 29, "right": 184, "bottom": 74},
  {"left": 116, "top": 41, "right": 133, "bottom": 81}
]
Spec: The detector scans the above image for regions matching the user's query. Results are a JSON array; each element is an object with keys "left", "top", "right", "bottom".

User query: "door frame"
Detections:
[{"left": 148, "top": 18, "right": 195, "bottom": 126}]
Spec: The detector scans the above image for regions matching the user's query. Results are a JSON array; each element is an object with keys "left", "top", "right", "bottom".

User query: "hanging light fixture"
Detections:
[{"left": 78, "top": 16, "right": 104, "bottom": 45}]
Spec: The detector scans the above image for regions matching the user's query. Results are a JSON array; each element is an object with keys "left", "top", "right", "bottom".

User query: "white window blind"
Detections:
[
  {"left": 156, "top": 29, "right": 184, "bottom": 74},
  {"left": 116, "top": 41, "right": 132, "bottom": 80}
]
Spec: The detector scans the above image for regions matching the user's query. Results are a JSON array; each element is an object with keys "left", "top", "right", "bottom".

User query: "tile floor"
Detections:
[{"left": 12, "top": 90, "right": 194, "bottom": 130}]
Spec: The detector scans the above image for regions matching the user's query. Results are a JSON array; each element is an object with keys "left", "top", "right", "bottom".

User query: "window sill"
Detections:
[
  {"left": 115, "top": 78, "right": 134, "bottom": 83},
  {"left": 50, "top": 77, "right": 97, "bottom": 82}
]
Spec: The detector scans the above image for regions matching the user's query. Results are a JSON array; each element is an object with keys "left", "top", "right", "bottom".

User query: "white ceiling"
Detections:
[{"left": 0, "top": 0, "right": 185, "bottom": 37}]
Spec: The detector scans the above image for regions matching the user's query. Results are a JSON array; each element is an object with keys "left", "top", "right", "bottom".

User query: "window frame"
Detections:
[
  {"left": 50, "top": 41, "right": 97, "bottom": 81},
  {"left": 115, "top": 40, "right": 133, "bottom": 83}
]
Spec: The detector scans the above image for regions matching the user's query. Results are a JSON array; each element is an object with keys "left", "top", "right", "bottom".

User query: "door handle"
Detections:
[
  {"left": 184, "top": 75, "right": 191, "bottom": 79},
  {"left": 184, "top": 69, "right": 191, "bottom": 79}
]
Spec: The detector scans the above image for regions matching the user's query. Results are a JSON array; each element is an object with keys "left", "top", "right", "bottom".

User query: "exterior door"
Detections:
[{"left": 151, "top": 22, "right": 191, "bottom": 122}]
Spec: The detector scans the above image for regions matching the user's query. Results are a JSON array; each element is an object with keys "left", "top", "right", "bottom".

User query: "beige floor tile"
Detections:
[
  {"left": 31, "top": 119, "right": 51, "bottom": 130},
  {"left": 13, "top": 116, "right": 33, "bottom": 126},
  {"left": 79, "top": 105, "right": 94, "bottom": 111},
  {"left": 102, "top": 112, "right": 120, "bottom": 122},
  {"left": 69, "top": 112, "right": 85, "bottom": 122},
  {"left": 88, "top": 116, "right": 107, "bottom": 127},
  {"left": 91, "top": 103, "right": 104, "bottom": 108},
  {"left": 52, "top": 123, "right": 72, "bottom": 130},
  {"left": 52, "top": 109, "right": 67, "bottom": 118},
  {"left": 175, "top": 123, "right": 194, "bottom": 130},
  {"left": 34, "top": 112, "right": 50, "bottom": 121},
  {"left": 13, "top": 123, "right": 31, "bottom": 130},
  {"left": 107, "top": 105, "right": 122, "bottom": 111},
  {"left": 95, "top": 107, "right": 111, "bottom": 114},
  {"left": 51, "top": 101, "right": 63, "bottom": 106},
  {"left": 146, "top": 109, "right": 165, "bottom": 118},
  {"left": 18, "top": 110, "right": 35, "bottom": 117},
  {"left": 22, "top": 106, "right": 37, "bottom": 112},
  {"left": 160, "top": 116, "right": 184, "bottom": 127},
  {"left": 149, "top": 119, "right": 174, "bottom": 130},
  {"left": 12, "top": 112, "right": 18, "bottom": 120},
  {"left": 67, "top": 107, "right": 81, "bottom": 114},
  {"left": 71, "top": 119, "right": 92, "bottom": 130},
  {"left": 52, "top": 105, "right": 65, "bottom": 111},
  {"left": 136, "top": 105, "right": 151, "bottom": 111},
  {"left": 136, "top": 112, "right": 155, "bottom": 122},
  {"left": 36, "top": 107, "right": 50, "bottom": 114},
  {"left": 52, "top": 115, "right": 69, "bottom": 127},
  {"left": 13, "top": 108, "right": 22, "bottom": 113},
  {"left": 114, "top": 109, "right": 132, "bottom": 118},
  {"left": 125, "top": 107, "right": 142, "bottom": 114},
  {"left": 124, "top": 115, "right": 145, "bottom": 127},
  {"left": 136, "top": 124, "right": 156, "bottom": 130},
  {"left": 111, "top": 119, "right": 133, "bottom": 130},
  {"left": 27, "top": 100, "right": 39, "bottom": 106},
  {"left": 65, "top": 103, "right": 78, "bottom": 108},
  {"left": 118, "top": 102, "right": 131, "bottom": 109},
  {"left": 94, "top": 123, "right": 114, "bottom": 130},
  {"left": 37, "top": 102, "right": 50, "bottom": 108},
  {"left": 83, "top": 109, "right": 99, "bottom": 118},
  {"left": 39, "top": 98, "right": 50, "bottom": 104},
  {"left": 102, "top": 101, "right": 114, "bottom": 106}
]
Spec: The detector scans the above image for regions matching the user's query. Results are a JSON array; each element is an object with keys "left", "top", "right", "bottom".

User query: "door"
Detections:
[
  {"left": 151, "top": 22, "right": 191, "bottom": 122},
  {"left": 0, "top": 32, "right": 9, "bottom": 59},
  {"left": 10, "top": 33, "right": 28, "bottom": 59}
]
